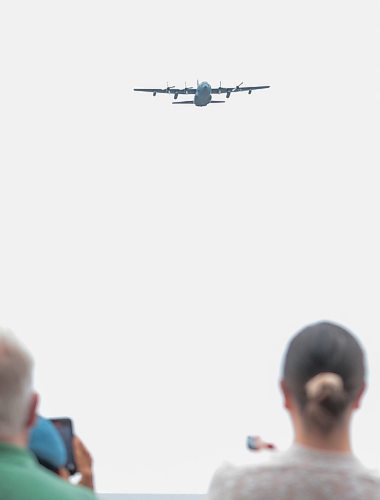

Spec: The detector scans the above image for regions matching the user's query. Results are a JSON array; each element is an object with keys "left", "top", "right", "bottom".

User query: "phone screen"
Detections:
[{"left": 49, "top": 418, "right": 77, "bottom": 475}]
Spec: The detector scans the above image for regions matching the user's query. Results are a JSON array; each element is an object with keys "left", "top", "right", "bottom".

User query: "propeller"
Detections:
[
  {"left": 235, "top": 81, "right": 244, "bottom": 90},
  {"left": 166, "top": 82, "right": 175, "bottom": 93},
  {"left": 218, "top": 81, "right": 223, "bottom": 94},
  {"left": 184, "top": 82, "right": 193, "bottom": 94}
]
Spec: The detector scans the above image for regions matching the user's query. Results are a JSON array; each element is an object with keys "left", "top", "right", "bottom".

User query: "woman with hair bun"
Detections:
[{"left": 208, "top": 321, "right": 380, "bottom": 500}]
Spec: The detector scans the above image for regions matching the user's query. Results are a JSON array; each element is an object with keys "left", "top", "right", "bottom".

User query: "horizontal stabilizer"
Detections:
[
  {"left": 210, "top": 100, "right": 225, "bottom": 103},
  {"left": 172, "top": 101, "right": 194, "bottom": 104}
]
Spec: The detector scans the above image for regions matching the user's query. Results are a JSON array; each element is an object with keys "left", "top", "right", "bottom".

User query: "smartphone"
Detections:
[
  {"left": 246, "top": 435, "right": 258, "bottom": 450},
  {"left": 49, "top": 417, "right": 77, "bottom": 475},
  {"left": 246, "top": 435, "right": 275, "bottom": 451}
]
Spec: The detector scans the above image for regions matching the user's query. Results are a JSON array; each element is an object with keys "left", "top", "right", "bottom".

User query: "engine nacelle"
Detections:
[
  {"left": 153, "top": 92, "right": 157, "bottom": 97},
  {"left": 174, "top": 93, "right": 178, "bottom": 99},
  {"left": 226, "top": 91, "right": 231, "bottom": 98},
  {"left": 248, "top": 90, "right": 252, "bottom": 95}
]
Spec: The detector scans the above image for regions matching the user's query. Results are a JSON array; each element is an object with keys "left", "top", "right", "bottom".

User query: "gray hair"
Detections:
[{"left": 0, "top": 327, "right": 34, "bottom": 438}]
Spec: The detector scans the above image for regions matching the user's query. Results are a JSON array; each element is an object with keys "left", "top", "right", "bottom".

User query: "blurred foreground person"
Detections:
[
  {"left": 208, "top": 321, "right": 380, "bottom": 500},
  {"left": 0, "top": 327, "right": 96, "bottom": 499}
]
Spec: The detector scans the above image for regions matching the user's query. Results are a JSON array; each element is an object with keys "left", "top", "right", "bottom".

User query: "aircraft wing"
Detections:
[
  {"left": 233, "top": 85, "right": 270, "bottom": 93},
  {"left": 134, "top": 88, "right": 171, "bottom": 94},
  {"left": 134, "top": 87, "right": 197, "bottom": 95},
  {"left": 211, "top": 85, "right": 270, "bottom": 94}
]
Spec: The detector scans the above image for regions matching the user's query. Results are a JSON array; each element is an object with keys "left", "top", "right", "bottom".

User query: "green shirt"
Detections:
[{"left": 0, "top": 442, "right": 97, "bottom": 500}]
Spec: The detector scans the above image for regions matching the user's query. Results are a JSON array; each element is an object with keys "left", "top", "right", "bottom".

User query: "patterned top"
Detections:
[{"left": 208, "top": 444, "right": 380, "bottom": 500}]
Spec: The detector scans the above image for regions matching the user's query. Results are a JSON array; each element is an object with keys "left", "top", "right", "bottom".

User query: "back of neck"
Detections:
[{"left": 294, "top": 426, "right": 352, "bottom": 453}]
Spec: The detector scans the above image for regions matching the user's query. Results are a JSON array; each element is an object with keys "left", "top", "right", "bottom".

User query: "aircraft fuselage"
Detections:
[{"left": 194, "top": 81, "right": 212, "bottom": 107}]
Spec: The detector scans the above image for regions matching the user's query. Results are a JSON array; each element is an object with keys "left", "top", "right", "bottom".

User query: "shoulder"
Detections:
[
  {"left": 208, "top": 460, "right": 279, "bottom": 500},
  {"left": 208, "top": 462, "right": 236, "bottom": 500},
  {"left": 3, "top": 462, "right": 97, "bottom": 500},
  {"left": 207, "top": 454, "right": 380, "bottom": 500},
  {"left": 354, "top": 466, "right": 380, "bottom": 489},
  {"left": 0, "top": 446, "right": 96, "bottom": 499}
]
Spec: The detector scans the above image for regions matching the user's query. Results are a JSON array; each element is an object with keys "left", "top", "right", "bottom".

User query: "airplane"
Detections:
[{"left": 133, "top": 81, "right": 270, "bottom": 107}]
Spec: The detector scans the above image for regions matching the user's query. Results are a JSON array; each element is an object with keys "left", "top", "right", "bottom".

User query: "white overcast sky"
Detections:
[{"left": 1, "top": 0, "right": 380, "bottom": 494}]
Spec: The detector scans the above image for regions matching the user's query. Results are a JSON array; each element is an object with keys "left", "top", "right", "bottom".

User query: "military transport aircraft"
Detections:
[{"left": 134, "top": 81, "right": 270, "bottom": 107}]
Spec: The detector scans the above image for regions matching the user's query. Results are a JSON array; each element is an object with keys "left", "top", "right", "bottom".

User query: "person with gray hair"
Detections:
[
  {"left": 0, "top": 326, "right": 96, "bottom": 499},
  {"left": 208, "top": 321, "right": 380, "bottom": 500}
]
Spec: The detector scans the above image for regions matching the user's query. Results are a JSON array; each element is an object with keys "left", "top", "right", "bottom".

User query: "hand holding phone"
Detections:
[
  {"left": 246, "top": 435, "right": 276, "bottom": 451},
  {"left": 73, "top": 436, "right": 94, "bottom": 490}
]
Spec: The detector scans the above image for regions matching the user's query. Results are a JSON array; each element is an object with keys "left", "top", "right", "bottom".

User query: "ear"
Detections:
[
  {"left": 352, "top": 382, "right": 366, "bottom": 410},
  {"left": 280, "top": 379, "right": 292, "bottom": 410},
  {"left": 26, "top": 392, "right": 39, "bottom": 429}
]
